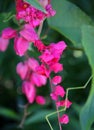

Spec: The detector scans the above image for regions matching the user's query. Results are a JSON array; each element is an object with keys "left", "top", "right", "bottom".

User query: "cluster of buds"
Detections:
[
  {"left": 0, "top": 0, "right": 72, "bottom": 126},
  {"left": 16, "top": 0, "right": 56, "bottom": 27}
]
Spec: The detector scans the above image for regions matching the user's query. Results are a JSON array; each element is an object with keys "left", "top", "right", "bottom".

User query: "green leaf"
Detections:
[
  {"left": 0, "top": 13, "right": 10, "bottom": 31},
  {"left": 47, "top": 0, "right": 93, "bottom": 45},
  {"left": 25, "top": 109, "right": 54, "bottom": 125},
  {"left": 0, "top": 107, "right": 19, "bottom": 120},
  {"left": 80, "top": 25, "right": 94, "bottom": 130},
  {"left": 26, "top": 0, "right": 46, "bottom": 13}
]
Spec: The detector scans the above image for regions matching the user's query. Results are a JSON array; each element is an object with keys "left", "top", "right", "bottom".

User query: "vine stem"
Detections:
[
  {"left": 67, "top": 46, "right": 84, "bottom": 51},
  {"left": 37, "top": 21, "right": 44, "bottom": 36},
  {"left": 46, "top": 75, "right": 93, "bottom": 130},
  {"left": 49, "top": 77, "right": 62, "bottom": 130},
  {"left": 18, "top": 103, "right": 29, "bottom": 128},
  {"left": 56, "top": 105, "right": 62, "bottom": 130}
]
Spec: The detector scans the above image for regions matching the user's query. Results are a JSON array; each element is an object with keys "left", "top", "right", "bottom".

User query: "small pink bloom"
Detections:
[
  {"left": 36, "top": 64, "right": 51, "bottom": 77},
  {"left": 17, "top": 10, "right": 26, "bottom": 19},
  {"left": 50, "top": 63, "right": 63, "bottom": 73},
  {"left": 34, "top": 40, "right": 46, "bottom": 51},
  {"left": 16, "top": 0, "right": 29, "bottom": 12},
  {"left": 22, "top": 81, "right": 36, "bottom": 103},
  {"left": 2, "top": 27, "right": 17, "bottom": 39},
  {"left": 56, "top": 99, "right": 72, "bottom": 108},
  {"left": 31, "top": 19, "right": 41, "bottom": 28},
  {"left": 52, "top": 76, "right": 62, "bottom": 85},
  {"left": 0, "top": 37, "right": 9, "bottom": 51},
  {"left": 39, "top": 49, "right": 54, "bottom": 64},
  {"left": 16, "top": 62, "right": 28, "bottom": 80},
  {"left": 46, "top": 4, "right": 56, "bottom": 17},
  {"left": 27, "top": 58, "right": 39, "bottom": 71},
  {"left": 20, "top": 24, "right": 39, "bottom": 42},
  {"left": 54, "top": 85, "right": 65, "bottom": 97},
  {"left": 14, "top": 36, "right": 29, "bottom": 56},
  {"left": 59, "top": 114, "right": 69, "bottom": 124},
  {"left": 49, "top": 41, "right": 67, "bottom": 56},
  {"left": 50, "top": 93, "right": 58, "bottom": 101},
  {"left": 31, "top": 73, "right": 47, "bottom": 87},
  {"left": 36, "top": 95, "right": 46, "bottom": 105}
]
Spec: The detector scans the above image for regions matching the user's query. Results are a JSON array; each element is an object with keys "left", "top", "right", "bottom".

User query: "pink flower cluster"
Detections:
[
  {"left": 16, "top": 0, "right": 56, "bottom": 27},
  {"left": 16, "top": 58, "right": 47, "bottom": 104},
  {"left": 0, "top": 0, "right": 72, "bottom": 126},
  {"left": 38, "top": 40, "right": 72, "bottom": 124},
  {"left": 0, "top": 0, "right": 55, "bottom": 54},
  {"left": 0, "top": 24, "right": 39, "bottom": 56}
]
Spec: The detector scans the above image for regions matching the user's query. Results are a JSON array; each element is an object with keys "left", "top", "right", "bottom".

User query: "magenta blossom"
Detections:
[
  {"left": 52, "top": 76, "right": 62, "bottom": 85},
  {"left": 22, "top": 81, "right": 36, "bottom": 103},
  {"left": 16, "top": 62, "right": 28, "bottom": 80},
  {"left": 2, "top": 27, "right": 17, "bottom": 39},
  {"left": 27, "top": 58, "right": 39, "bottom": 71},
  {"left": 0, "top": 37, "right": 9, "bottom": 51},
  {"left": 59, "top": 114, "right": 69, "bottom": 124},
  {"left": 14, "top": 36, "right": 29, "bottom": 56},
  {"left": 20, "top": 24, "right": 39, "bottom": 42},
  {"left": 56, "top": 99, "right": 72, "bottom": 108},
  {"left": 50, "top": 63, "right": 63, "bottom": 73},
  {"left": 46, "top": 4, "right": 56, "bottom": 17},
  {"left": 54, "top": 85, "right": 65, "bottom": 98},
  {"left": 36, "top": 95, "right": 46, "bottom": 105},
  {"left": 30, "top": 73, "right": 47, "bottom": 87}
]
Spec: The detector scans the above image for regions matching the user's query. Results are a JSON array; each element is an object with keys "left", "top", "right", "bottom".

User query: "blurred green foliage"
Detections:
[{"left": 0, "top": 0, "right": 94, "bottom": 130}]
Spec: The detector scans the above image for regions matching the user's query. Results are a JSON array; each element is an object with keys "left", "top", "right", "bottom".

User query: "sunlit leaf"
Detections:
[
  {"left": 26, "top": 0, "right": 46, "bottom": 13},
  {"left": 48, "top": 0, "right": 93, "bottom": 45},
  {"left": 80, "top": 25, "right": 94, "bottom": 130}
]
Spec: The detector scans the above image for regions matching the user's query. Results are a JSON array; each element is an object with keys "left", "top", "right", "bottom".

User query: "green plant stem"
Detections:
[
  {"left": 38, "top": 21, "right": 44, "bottom": 36},
  {"left": 18, "top": 103, "right": 29, "bottom": 128},
  {"left": 49, "top": 77, "right": 62, "bottom": 130},
  {"left": 68, "top": 46, "right": 84, "bottom": 51}
]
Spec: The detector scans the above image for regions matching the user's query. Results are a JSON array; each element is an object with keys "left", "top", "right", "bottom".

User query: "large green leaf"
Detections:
[
  {"left": 80, "top": 25, "right": 94, "bottom": 130},
  {"left": 26, "top": 0, "right": 46, "bottom": 13},
  {"left": 0, "top": 107, "right": 19, "bottom": 120},
  {"left": 47, "top": 0, "right": 93, "bottom": 45},
  {"left": 25, "top": 109, "right": 54, "bottom": 125}
]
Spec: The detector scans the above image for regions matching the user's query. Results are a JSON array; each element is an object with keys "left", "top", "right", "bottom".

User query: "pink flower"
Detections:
[
  {"left": 16, "top": 62, "right": 28, "bottom": 80},
  {"left": 49, "top": 41, "right": 67, "bottom": 56},
  {"left": 50, "top": 63, "right": 63, "bottom": 73},
  {"left": 36, "top": 95, "right": 46, "bottom": 105},
  {"left": 56, "top": 99, "right": 72, "bottom": 108},
  {"left": 20, "top": 24, "right": 39, "bottom": 42},
  {"left": 14, "top": 36, "right": 29, "bottom": 56},
  {"left": 50, "top": 93, "right": 58, "bottom": 101},
  {"left": 31, "top": 73, "right": 47, "bottom": 87},
  {"left": 16, "top": 0, "right": 45, "bottom": 27},
  {"left": 2, "top": 27, "right": 17, "bottom": 39},
  {"left": 54, "top": 85, "right": 65, "bottom": 97},
  {"left": 52, "top": 76, "right": 62, "bottom": 85},
  {"left": 0, "top": 37, "right": 9, "bottom": 51},
  {"left": 27, "top": 58, "right": 39, "bottom": 71},
  {"left": 36, "top": 64, "right": 51, "bottom": 77},
  {"left": 46, "top": 4, "right": 56, "bottom": 17},
  {"left": 39, "top": 49, "right": 54, "bottom": 64},
  {"left": 59, "top": 114, "right": 69, "bottom": 124},
  {"left": 16, "top": 0, "right": 29, "bottom": 12},
  {"left": 34, "top": 40, "right": 46, "bottom": 51},
  {"left": 22, "top": 81, "right": 36, "bottom": 103}
]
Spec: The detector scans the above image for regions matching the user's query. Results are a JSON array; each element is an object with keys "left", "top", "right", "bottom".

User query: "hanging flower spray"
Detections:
[{"left": 0, "top": 0, "right": 92, "bottom": 130}]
